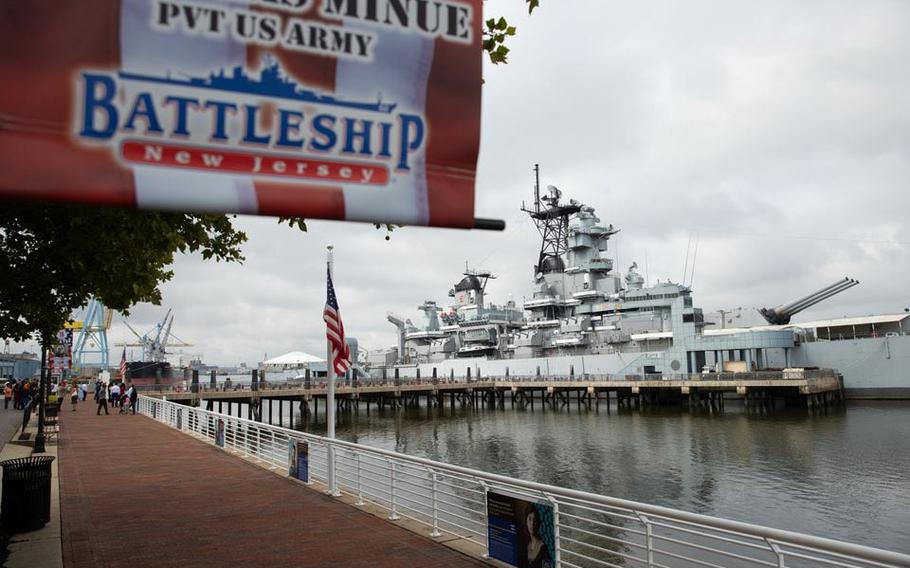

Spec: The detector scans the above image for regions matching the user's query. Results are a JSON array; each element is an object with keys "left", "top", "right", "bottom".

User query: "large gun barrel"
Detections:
[
  {"left": 760, "top": 277, "right": 859, "bottom": 325},
  {"left": 787, "top": 278, "right": 858, "bottom": 314},
  {"left": 778, "top": 278, "right": 851, "bottom": 314}
]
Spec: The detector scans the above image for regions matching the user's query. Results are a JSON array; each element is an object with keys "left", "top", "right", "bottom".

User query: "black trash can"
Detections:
[{"left": 1, "top": 456, "right": 55, "bottom": 533}]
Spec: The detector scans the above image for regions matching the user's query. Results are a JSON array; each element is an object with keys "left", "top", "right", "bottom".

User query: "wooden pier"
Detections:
[{"left": 153, "top": 372, "right": 846, "bottom": 423}]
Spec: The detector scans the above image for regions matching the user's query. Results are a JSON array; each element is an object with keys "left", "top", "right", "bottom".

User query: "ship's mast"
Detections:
[{"left": 521, "top": 165, "right": 582, "bottom": 276}]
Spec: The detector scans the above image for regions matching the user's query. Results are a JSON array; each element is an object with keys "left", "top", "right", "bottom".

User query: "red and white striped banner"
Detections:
[{"left": 0, "top": 0, "right": 482, "bottom": 228}]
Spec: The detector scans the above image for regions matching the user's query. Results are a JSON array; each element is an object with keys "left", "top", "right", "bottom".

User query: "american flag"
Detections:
[
  {"left": 118, "top": 348, "right": 127, "bottom": 380},
  {"left": 324, "top": 268, "right": 352, "bottom": 376}
]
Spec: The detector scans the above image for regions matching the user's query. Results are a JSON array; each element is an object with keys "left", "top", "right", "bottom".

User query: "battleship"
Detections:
[
  {"left": 364, "top": 167, "right": 910, "bottom": 398},
  {"left": 118, "top": 56, "right": 397, "bottom": 114}
]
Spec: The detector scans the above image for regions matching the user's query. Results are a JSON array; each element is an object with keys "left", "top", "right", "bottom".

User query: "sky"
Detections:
[{"left": 13, "top": 0, "right": 910, "bottom": 366}]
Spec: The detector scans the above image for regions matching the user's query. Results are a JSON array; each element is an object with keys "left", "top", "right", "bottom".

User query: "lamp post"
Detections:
[{"left": 33, "top": 338, "right": 49, "bottom": 454}]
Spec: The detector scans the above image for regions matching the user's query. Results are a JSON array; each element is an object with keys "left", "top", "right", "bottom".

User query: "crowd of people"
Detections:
[
  {"left": 2, "top": 376, "right": 139, "bottom": 417},
  {"left": 2, "top": 378, "right": 41, "bottom": 410},
  {"left": 93, "top": 380, "right": 138, "bottom": 415}
]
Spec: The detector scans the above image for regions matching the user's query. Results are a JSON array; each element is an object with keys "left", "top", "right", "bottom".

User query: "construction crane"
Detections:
[
  {"left": 72, "top": 297, "right": 113, "bottom": 370},
  {"left": 117, "top": 309, "right": 192, "bottom": 362}
]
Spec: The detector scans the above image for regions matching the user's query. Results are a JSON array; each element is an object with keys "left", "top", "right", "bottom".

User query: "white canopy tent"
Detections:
[{"left": 262, "top": 351, "right": 325, "bottom": 369}]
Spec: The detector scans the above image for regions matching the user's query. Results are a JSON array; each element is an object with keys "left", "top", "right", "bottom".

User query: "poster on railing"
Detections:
[
  {"left": 215, "top": 419, "right": 225, "bottom": 447},
  {"left": 288, "top": 440, "right": 309, "bottom": 483},
  {"left": 0, "top": 0, "right": 483, "bottom": 229},
  {"left": 487, "top": 491, "right": 555, "bottom": 568}
]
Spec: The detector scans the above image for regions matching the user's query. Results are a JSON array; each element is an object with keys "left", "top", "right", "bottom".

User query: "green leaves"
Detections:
[
  {"left": 278, "top": 216, "right": 308, "bottom": 232},
  {"left": 483, "top": 16, "right": 516, "bottom": 64},
  {"left": 374, "top": 223, "right": 398, "bottom": 241},
  {"left": 482, "top": 1, "right": 541, "bottom": 65}
]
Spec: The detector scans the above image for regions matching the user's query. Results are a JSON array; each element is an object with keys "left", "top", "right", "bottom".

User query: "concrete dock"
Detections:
[{"left": 56, "top": 402, "right": 488, "bottom": 567}]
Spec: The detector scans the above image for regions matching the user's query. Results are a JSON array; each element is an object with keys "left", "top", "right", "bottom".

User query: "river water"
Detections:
[{"left": 273, "top": 399, "right": 910, "bottom": 554}]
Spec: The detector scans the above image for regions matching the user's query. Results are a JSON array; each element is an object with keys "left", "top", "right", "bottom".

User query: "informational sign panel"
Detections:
[
  {"left": 487, "top": 491, "right": 555, "bottom": 568},
  {"left": 215, "top": 418, "right": 225, "bottom": 447},
  {"left": 0, "top": 0, "right": 482, "bottom": 228},
  {"left": 288, "top": 439, "right": 309, "bottom": 483}
]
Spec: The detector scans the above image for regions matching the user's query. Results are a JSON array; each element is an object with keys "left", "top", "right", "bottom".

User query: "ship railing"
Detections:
[{"left": 137, "top": 395, "right": 910, "bottom": 568}]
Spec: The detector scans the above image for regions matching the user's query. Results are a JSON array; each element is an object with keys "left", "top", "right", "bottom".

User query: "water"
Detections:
[{"left": 220, "top": 397, "right": 910, "bottom": 554}]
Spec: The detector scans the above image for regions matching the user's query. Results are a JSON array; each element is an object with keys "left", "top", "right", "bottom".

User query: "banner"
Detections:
[
  {"left": 487, "top": 491, "right": 555, "bottom": 568},
  {"left": 288, "top": 439, "right": 309, "bottom": 482},
  {"left": 0, "top": 0, "right": 482, "bottom": 228}
]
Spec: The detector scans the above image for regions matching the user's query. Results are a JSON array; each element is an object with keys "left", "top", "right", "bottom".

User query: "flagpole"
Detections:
[{"left": 326, "top": 244, "right": 339, "bottom": 496}]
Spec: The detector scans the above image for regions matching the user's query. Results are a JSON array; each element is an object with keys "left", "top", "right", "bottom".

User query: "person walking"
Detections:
[
  {"left": 20, "top": 381, "right": 31, "bottom": 411},
  {"left": 127, "top": 383, "right": 138, "bottom": 415},
  {"left": 70, "top": 383, "right": 78, "bottom": 411},
  {"left": 110, "top": 382, "right": 120, "bottom": 408},
  {"left": 3, "top": 383, "right": 11, "bottom": 409},
  {"left": 95, "top": 381, "right": 109, "bottom": 415}
]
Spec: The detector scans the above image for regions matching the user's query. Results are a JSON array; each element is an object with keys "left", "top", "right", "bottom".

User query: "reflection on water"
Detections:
[{"left": 287, "top": 400, "right": 910, "bottom": 554}]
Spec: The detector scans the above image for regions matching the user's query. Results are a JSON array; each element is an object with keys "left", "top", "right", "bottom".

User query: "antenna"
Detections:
[
  {"left": 615, "top": 236, "right": 620, "bottom": 279},
  {"left": 688, "top": 234, "right": 700, "bottom": 287},
  {"left": 645, "top": 250, "right": 650, "bottom": 287},
  {"left": 533, "top": 163, "right": 540, "bottom": 212},
  {"left": 683, "top": 234, "right": 692, "bottom": 284}
]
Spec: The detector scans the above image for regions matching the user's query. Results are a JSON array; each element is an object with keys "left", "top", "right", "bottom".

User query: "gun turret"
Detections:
[{"left": 760, "top": 277, "right": 859, "bottom": 325}]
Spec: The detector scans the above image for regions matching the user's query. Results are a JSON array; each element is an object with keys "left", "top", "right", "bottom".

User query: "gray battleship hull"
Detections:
[
  {"left": 380, "top": 339, "right": 910, "bottom": 398},
  {"left": 793, "top": 335, "right": 910, "bottom": 398}
]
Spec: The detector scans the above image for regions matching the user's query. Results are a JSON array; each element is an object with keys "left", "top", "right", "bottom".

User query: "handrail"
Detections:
[
  {"left": 137, "top": 395, "right": 910, "bottom": 568},
  {"left": 136, "top": 369, "right": 841, "bottom": 394}
]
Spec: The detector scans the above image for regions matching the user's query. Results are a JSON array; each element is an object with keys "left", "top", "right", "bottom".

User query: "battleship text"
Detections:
[
  {"left": 155, "top": 0, "right": 377, "bottom": 60},
  {"left": 78, "top": 72, "right": 426, "bottom": 173},
  {"left": 121, "top": 141, "right": 388, "bottom": 184}
]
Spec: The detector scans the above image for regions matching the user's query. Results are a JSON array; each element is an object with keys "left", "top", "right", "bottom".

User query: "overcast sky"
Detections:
[{"left": 15, "top": 0, "right": 910, "bottom": 365}]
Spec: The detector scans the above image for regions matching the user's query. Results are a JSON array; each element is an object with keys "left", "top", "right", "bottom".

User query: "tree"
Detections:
[
  {"left": 1, "top": 200, "right": 248, "bottom": 452},
  {"left": 0, "top": 201, "right": 246, "bottom": 344}
]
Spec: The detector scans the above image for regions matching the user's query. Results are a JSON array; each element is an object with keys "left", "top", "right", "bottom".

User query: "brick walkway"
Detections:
[{"left": 58, "top": 398, "right": 487, "bottom": 567}]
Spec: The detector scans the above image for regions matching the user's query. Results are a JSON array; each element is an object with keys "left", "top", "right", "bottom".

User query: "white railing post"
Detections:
[
  {"left": 638, "top": 513, "right": 654, "bottom": 568},
  {"left": 326, "top": 445, "right": 335, "bottom": 495},
  {"left": 327, "top": 444, "right": 340, "bottom": 497},
  {"left": 766, "top": 539, "right": 786, "bottom": 568},
  {"left": 546, "top": 494, "right": 561, "bottom": 568},
  {"left": 388, "top": 460, "right": 400, "bottom": 520},
  {"left": 480, "top": 481, "right": 489, "bottom": 559},
  {"left": 354, "top": 454, "right": 364, "bottom": 506},
  {"left": 429, "top": 470, "right": 441, "bottom": 537}
]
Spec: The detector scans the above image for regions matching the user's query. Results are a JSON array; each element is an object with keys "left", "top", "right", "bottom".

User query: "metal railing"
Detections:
[
  {"left": 134, "top": 370, "right": 840, "bottom": 394},
  {"left": 137, "top": 395, "right": 910, "bottom": 568}
]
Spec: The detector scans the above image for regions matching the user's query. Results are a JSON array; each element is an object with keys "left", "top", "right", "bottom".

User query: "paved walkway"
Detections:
[
  {"left": 58, "top": 399, "right": 487, "bottom": 568},
  {"left": 0, "top": 403, "right": 25, "bottom": 447}
]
